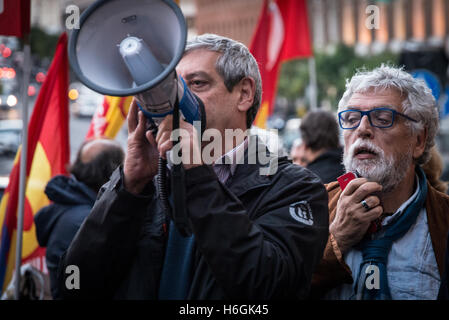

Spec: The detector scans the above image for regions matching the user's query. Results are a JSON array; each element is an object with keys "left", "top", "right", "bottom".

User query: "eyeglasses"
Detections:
[{"left": 338, "top": 107, "right": 418, "bottom": 130}]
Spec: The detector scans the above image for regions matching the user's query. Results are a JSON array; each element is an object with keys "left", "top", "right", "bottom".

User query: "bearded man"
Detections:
[{"left": 310, "top": 66, "right": 449, "bottom": 300}]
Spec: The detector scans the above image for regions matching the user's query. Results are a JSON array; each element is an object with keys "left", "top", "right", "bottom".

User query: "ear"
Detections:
[
  {"left": 236, "top": 77, "right": 256, "bottom": 113},
  {"left": 413, "top": 127, "right": 427, "bottom": 159}
]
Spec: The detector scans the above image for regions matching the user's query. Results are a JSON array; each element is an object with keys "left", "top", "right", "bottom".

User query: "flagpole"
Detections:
[
  {"left": 308, "top": 57, "right": 318, "bottom": 110},
  {"left": 14, "top": 36, "right": 31, "bottom": 300}
]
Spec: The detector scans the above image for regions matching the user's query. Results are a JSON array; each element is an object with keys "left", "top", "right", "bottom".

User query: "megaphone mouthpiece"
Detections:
[{"left": 119, "top": 36, "right": 164, "bottom": 86}]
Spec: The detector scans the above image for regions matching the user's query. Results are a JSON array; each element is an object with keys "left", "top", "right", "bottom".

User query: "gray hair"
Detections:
[
  {"left": 338, "top": 65, "right": 439, "bottom": 165},
  {"left": 185, "top": 34, "right": 262, "bottom": 128}
]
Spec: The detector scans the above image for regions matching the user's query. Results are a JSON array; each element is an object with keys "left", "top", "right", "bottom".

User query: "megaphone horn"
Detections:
[{"left": 68, "top": 0, "right": 204, "bottom": 126}]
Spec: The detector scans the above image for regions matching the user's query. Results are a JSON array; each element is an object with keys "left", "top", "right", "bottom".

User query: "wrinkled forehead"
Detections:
[
  {"left": 177, "top": 48, "right": 221, "bottom": 77},
  {"left": 342, "top": 87, "right": 406, "bottom": 112}
]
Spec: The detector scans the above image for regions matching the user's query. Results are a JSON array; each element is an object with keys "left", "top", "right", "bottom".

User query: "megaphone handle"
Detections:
[
  {"left": 171, "top": 91, "right": 192, "bottom": 236},
  {"left": 156, "top": 86, "right": 192, "bottom": 237},
  {"left": 158, "top": 156, "right": 171, "bottom": 224},
  {"left": 147, "top": 115, "right": 158, "bottom": 138}
]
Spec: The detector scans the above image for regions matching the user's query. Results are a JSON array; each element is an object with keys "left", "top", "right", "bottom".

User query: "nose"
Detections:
[{"left": 355, "top": 114, "right": 374, "bottom": 139}]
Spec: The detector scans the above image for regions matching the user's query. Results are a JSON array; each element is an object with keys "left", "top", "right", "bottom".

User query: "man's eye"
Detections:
[
  {"left": 376, "top": 118, "right": 389, "bottom": 124},
  {"left": 373, "top": 112, "right": 392, "bottom": 124},
  {"left": 189, "top": 80, "right": 206, "bottom": 87},
  {"left": 344, "top": 113, "right": 360, "bottom": 124}
]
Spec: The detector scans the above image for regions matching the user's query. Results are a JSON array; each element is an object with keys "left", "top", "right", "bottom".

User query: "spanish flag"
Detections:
[
  {"left": 85, "top": 95, "right": 132, "bottom": 140},
  {"left": 0, "top": 33, "right": 69, "bottom": 293},
  {"left": 250, "top": 0, "right": 312, "bottom": 128}
]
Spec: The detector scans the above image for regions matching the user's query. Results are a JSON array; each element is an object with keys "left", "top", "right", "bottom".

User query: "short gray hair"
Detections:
[
  {"left": 338, "top": 65, "right": 438, "bottom": 165},
  {"left": 185, "top": 34, "right": 262, "bottom": 128}
]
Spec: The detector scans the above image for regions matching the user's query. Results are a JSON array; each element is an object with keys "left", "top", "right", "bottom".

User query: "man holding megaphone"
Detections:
[{"left": 59, "top": 0, "right": 329, "bottom": 300}]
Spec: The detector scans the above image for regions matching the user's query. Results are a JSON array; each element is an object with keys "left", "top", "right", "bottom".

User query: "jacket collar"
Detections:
[
  {"left": 425, "top": 182, "right": 449, "bottom": 276},
  {"left": 227, "top": 135, "right": 282, "bottom": 197}
]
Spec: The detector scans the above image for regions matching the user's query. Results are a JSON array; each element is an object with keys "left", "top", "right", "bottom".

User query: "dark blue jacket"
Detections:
[
  {"left": 34, "top": 175, "right": 97, "bottom": 299},
  {"left": 59, "top": 138, "right": 329, "bottom": 299},
  {"left": 306, "top": 148, "right": 345, "bottom": 184}
]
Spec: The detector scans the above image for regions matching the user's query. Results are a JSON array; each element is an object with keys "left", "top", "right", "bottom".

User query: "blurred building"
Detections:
[
  {"left": 25, "top": 0, "right": 449, "bottom": 54},
  {"left": 194, "top": 0, "right": 263, "bottom": 46},
  {"left": 31, "top": 0, "right": 64, "bottom": 35},
  {"left": 181, "top": 0, "right": 198, "bottom": 39},
  {"left": 310, "top": 0, "right": 449, "bottom": 55},
  {"left": 193, "top": 0, "right": 449, "bottom": 53},
  {"left": 31, "top": 0, "right": 196, "bottom": 37}
]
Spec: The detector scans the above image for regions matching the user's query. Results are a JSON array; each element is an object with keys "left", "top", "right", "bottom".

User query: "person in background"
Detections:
[
  {"left": 299, "top": 110, "right": 345, "bottom": 183},
  {"left": 290, "top": 138, "right": 308, "bottom": 167},
  {"left": 34, "top": 138, "right": 125, "bottom": 299}
]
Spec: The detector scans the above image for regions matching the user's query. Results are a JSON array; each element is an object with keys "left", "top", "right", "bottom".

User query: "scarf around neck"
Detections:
[{"left": 351, "top": 166, "right": 428, "bottom": 300}]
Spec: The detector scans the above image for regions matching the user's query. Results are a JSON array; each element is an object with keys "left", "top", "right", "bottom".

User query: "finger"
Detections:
[
  {"left": 158, "top": 139, "right": 173, "bottom": 159},
  {"left": 156, "top": 115, "right": 173, "bottom": 142},
  {"left": 179, "top": 119, "right": 197, "bottom": 139},
  {"left": 360, "top": 195, "right": 380, "bottom": 211},
  {"left": 178, "top": 117, "right": 193, "bottom": 129},
  {"left": 128, "top": 99, "right": 138, "bottom": 134},
  {"left": 362, "top": 205, "right": 383, "bottom": 223},
  {"left": 134, "top": 111, "right": 148, "bottom": 140},
  {"left": 341, "top": 177, "right": 368, "bottom": 196},
  {"left": 156, "top": 130, "right": 171, "bottom": 146},
  {"left": 145, "top": 130, "right": 158, "bottom": 149},
  {"left": 352, "top": 182, "right": 383, "bottom": 203}
]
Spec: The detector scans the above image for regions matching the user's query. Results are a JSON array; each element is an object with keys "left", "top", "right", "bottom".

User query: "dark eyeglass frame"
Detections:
[{"left": 338, "top": 107, "right": 418, "bottom": 130}]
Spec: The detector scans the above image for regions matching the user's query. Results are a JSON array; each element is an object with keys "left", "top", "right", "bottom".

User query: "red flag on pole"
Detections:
[
  {"left": 250, "top": 0, "right": 312, "bottom": 128},
  {"left": 0, "top": 0, "right": 31, "bottom": 38},
  {"left": 0, "top": 33, "right": 70, "bottom": 294}
]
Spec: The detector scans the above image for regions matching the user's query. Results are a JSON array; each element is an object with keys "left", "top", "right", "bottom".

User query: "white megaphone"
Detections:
[{"left": 68, "top": 0, "right": 204, "bottom": 126}]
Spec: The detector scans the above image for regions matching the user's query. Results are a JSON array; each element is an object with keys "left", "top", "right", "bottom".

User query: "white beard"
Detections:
[{"left": 343, "top": 139, "right": 413, "bottom": 193}]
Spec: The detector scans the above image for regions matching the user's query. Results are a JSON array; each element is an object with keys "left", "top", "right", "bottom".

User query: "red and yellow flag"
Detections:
[
  {"left": 0, "top": 33, "right": 70, "bottom": 293},
  {"left": 250, "top": 0, "right": 312, "bottom": 128},
  {"left": 85, "top": 95, "right": 132, "bottom": 140}
]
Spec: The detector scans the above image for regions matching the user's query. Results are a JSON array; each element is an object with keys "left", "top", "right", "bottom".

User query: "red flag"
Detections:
[
  {"left": 0, "top": 0, "right": 31, "bottom": 38},
  {"left": 250, "top": 0, "right": 312, "bottom": 128},
  {"left": 0, "top": 33, "right": 69, "bottom": 293}
]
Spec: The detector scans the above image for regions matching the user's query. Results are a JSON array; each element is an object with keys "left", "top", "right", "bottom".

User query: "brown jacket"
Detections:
[{"left": 310, "top": 180, "right": 449, "bottom": 298}]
